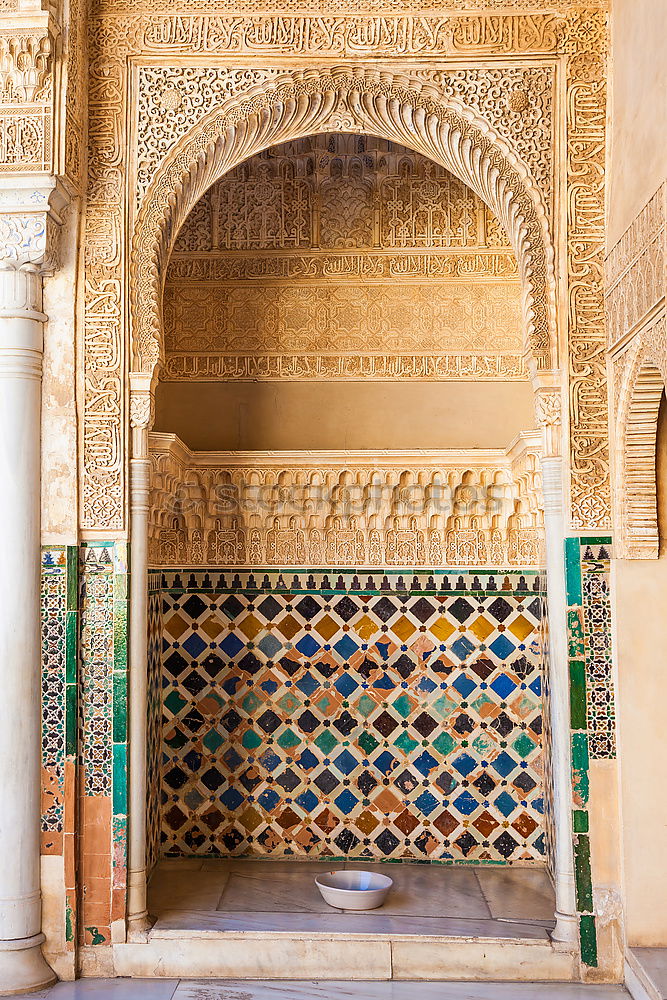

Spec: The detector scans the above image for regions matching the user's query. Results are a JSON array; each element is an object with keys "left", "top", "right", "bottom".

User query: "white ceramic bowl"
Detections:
[{"left": 315, "top": 869, "right": 393, "bottom": 910}]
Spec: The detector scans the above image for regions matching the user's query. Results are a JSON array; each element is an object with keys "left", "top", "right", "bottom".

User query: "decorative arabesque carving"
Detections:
[
  {"left": 607, "top": 184, "right": 667, "bottom": 558},
  {"left": 148, "top": 435, "right": 544, "bottom": 569},
  {"left": 80, "top": 10, "right": 610, "bottom": 533},
  {"left": 164, "top": 135, "right": 523, "bottom": 381},
  {"left": 130, "top": 69, "right": 557, "bottom": 379}
]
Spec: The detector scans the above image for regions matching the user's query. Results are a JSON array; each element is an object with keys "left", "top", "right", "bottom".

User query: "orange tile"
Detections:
[
  {"left": 82, "top": 853, "right": 112, "bottom": 880},
  {"left": 111, "top": 887, "right": 127, "bottom": 923}
]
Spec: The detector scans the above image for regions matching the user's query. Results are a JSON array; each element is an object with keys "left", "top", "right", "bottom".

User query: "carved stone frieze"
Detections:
[
  {"left": 564, "top": 8, "right": 610, "bottom": 528},
  {"left": 606, "top": 183, "right": 666, "bottom": 352},
  {"left": 167, "top": 250, "right": 519, "bottom": 283},
  {"left": 163, "top": 279, "right": 523, "bottom": 371},
  {"left": 161, "top": 353, "right": 526, "bottom": 382},
  {"left": 148, "top": 433, "right": 544, "bottom": 569}
]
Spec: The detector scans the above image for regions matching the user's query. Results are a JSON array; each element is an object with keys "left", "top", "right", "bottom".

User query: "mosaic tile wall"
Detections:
[
  {"left": 79, "top": 542, "right": 129, "bottom": 947},
  {"left": 41, "top": 545, "right": 78, "bottom": 950},
  {"left": 565, "top": 538, "right": 614, "bottom": 969},
  {"left": 156, "top": 568, "right": 546, "bottom": 863},
  {"left": 147, "top": 578, "right": 163, "bottom": 876}
]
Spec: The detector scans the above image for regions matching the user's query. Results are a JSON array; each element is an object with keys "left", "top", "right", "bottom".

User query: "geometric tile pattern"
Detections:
[
  {"left": 158, "top": 570, "right": 546, "bottom": 863},
  {"left": 80, "top": 544, "right": 115, "bottom": 796},
  {"left": 40, "top": 544, "right": 78, "bottom": 952},
  {"left": 581, "top": 545, "right": 615, "bottom": 759},
  {"left": 147, "top": 578, "right": 163, "bottom": 876},
  {"left": 41, "top": 548, "right": 70, "bottom": 835},
  {"left": 565, "top": 536, "right": 614, "bottom": 969},
  {"left": 78, "top": 541, "right": 129, "bottom": 946}
]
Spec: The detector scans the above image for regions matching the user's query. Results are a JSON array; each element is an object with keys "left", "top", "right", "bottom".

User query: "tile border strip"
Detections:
[{"left": 564, "top": 535, "right": 614, "bottom": 969}]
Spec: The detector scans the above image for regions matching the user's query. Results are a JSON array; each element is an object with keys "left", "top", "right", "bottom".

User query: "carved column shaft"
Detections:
[{"left": 0, "top": 264, "right": 55, "bottom": 993}]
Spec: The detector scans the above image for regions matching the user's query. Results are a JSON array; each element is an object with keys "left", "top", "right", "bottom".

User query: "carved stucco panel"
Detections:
[{"left": 79, "top": 9, "right": 609, "bottom": 534}]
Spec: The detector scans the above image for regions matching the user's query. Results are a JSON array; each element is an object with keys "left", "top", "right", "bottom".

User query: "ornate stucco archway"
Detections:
[
  {"left": 615, "top": 317, "right": 667, "bottom": 558},
  {"left": 129, "top": 67, "right": 559, "bottom": 385},
  {"left": 122, "top": 65, "right": 580, "bottom": 952}
]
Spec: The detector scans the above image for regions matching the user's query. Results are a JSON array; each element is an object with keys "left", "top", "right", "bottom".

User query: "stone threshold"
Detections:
[{"left": 114, "top": 931, "right": 577, "bottom": 981}]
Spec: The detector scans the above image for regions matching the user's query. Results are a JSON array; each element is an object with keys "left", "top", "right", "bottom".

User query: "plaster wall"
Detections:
[
  {"left": 41, "top": 205, "right": 80, "bottom": 544},
  {"left": 154, "top": 381, "right": 536, "bottom": 452},
  {"left": 607, "top": 0, "right": 667, "bottom": 248},
  {"left": 616, "top": 395, "right": 667, "bottom": 945}
]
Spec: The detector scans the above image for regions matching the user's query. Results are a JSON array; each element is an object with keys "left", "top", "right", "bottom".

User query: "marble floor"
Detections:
[
  {"left": 147, "top": 859, "right": 557, "bottom": 939},
  {"left": 28, "top": 979, "right": 631, "bottom": 999},
  {"left": 631, "top": 947, "right": 667, "bottom": 998}
]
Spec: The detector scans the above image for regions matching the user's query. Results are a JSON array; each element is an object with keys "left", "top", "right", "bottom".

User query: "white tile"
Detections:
[
  {"left": 343, "top": 863, "right": 490, "bottom": 918},
  {"left": 474, "top": 866, "right": 556, "bottom": 922},
  {"left": 201, "top": 859, "right": 335, "bottom": 874},
  {"left": 149, "top": 870, "right": 229, "bottom": 914},
  {"left": 633, "top": 948, "right": 667, "bottom": 998},
  {"left": 216, "top": 869, "right": 331, "bottom": 912},
  {"left": 32, "top": 979, "right": 179, "bottom": 999},
  {"left": 172, "top": 982, "right": 630, "bottom": 1000},
  {"left": 152, "top": 909, "right": 546, "bottom": 938}
]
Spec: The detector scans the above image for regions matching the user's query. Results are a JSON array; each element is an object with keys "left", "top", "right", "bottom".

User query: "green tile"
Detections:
[
  {"left": 572, "top": 732, "right": 590, "bottom": 807},
  {"left": 113, "top": 602, "right": 128, "bottom": 672},
  {"left": 574, "top": 834, "right": 594, "bottom": 911},
  {"left": 565, "top": 537, "right": 583, "bottom": 605},
  {"left": 573, "top": 809, "right": 589, "bottom": 833},
  {"left": 113, "top": 743, "right": 127, "bottom": 816},
  {"left": 579, "top": 914, "right": 598, "bottom": 968},
  {"left": 113, "top": 672, "right": 127, "bottom": 742},
  {"left": 569, "top": 660, "right": 587, "bottom": 730},
  {"left": 65, "top": 683, "right": 77, "bottom": 756},
  {"left": 393, "top": 732, "right": 419, "bottom": 754},
  {"left": 567, "top": 609, "right": 585, "bottom": 658},
  {"left": 65, "top": 611, "right": 78, "bottom": 684},
  {"left": 66, "top": 546, "right": 78, "bottom": 611},
  {"left": 580, "top": 536, "right": 612, "bottom": 547}
]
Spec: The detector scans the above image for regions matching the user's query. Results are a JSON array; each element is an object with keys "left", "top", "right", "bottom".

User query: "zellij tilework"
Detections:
[
  {"left": 155, "top": 569, "right": 546, "bottom": 863},
  {"left": 565, "top": 537, "right": 614, "bottom": 969}
]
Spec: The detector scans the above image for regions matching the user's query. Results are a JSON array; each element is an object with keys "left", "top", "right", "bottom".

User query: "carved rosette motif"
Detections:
[{"left": 80, "top": 9, "right": 610, "bottom": 533}]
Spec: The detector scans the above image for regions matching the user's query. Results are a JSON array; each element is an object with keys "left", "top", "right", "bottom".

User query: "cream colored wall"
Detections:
[
  {"left": 616, "top": 395, "right": 667, "bottom": 945},
  {"left": 607, "top": 0, "right": 667, "bottom": 247},
  {"left": 154, "top": 380, "right": 536, "bottom": 451}
]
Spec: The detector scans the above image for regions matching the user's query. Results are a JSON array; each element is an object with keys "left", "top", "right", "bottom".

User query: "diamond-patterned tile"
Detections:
[{"left": 159, "top": 579, "right": 544, "bottom": 862}]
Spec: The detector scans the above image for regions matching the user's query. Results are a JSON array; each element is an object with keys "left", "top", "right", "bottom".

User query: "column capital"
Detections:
[
  {"left": 0, "top": 177, "right": 68, "bottom": 273},
  {"left": 534, "top": 384, "right": 563, "bottom": 459}
]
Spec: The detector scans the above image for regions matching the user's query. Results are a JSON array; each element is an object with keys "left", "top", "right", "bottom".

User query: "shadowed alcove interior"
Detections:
[{"left": 145, "top": 134, "right": 549, "bottom": 906}]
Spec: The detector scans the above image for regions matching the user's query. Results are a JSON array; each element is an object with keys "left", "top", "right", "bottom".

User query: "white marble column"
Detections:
[
  {"left": 127, "top": 377, "right": 154, "bottom": 939},
  {"left": 0, "top": 263, "right": 56, "bottom": 993},
  {"left": 541, "top": 455, "right": 579, "bottom": 948}
]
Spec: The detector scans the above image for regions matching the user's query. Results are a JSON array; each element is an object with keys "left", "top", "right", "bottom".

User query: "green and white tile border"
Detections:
[{"left": 565, "top": 536, "right": 614, "bottom": 969}]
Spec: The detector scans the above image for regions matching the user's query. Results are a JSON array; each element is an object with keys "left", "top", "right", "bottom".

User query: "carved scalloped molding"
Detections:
[
  {"left": 613, "top": 314, "right": 667, "bottom": 559},
  {"left": 148, "top": 432, "right": 544, "bottom": 569}
]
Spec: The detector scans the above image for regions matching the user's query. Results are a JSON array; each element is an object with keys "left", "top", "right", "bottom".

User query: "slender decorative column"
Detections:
[
  {"left": 536, "top": 386, "right": 578, "bottom": 949},
  {"left": 126, "top": 374, "right": 154, "bottom": 940},
  {"left": 0, "top": 261, "right": 56, "bottom": 993}
]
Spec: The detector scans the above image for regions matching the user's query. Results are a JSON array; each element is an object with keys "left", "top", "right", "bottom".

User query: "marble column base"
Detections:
[{"left": 0, "top": 933, "right": 56, "bottom": 995}]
